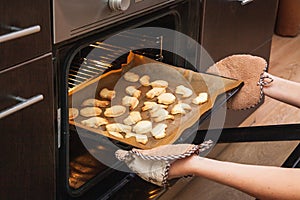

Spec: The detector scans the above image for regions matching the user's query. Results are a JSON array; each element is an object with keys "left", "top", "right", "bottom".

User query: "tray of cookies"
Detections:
[{"left": 68, "top": 52, "right": 243, "bottom": 149}]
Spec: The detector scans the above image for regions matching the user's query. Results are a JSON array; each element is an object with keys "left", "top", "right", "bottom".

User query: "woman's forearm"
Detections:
[
  {"left": 188, "top": 156, "right": 300, "bottom": 200},
  {"left": 262, "top": 73, "right": 300, "bottom": 108}
]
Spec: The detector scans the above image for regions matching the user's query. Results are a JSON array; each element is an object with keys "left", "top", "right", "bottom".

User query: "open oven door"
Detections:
[
  {"left": 197, "top": 124, "right": 300, "bottom": 144},
  {"left": 220, "top": 124, "right": 300, "bottom": 169}
]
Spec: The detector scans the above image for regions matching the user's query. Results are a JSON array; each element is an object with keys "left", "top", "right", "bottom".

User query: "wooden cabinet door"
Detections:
[
  {"left": 201, "top": 0, "right": 278, "bottom": 64},
  {"left": 0, "top": 1, "right": 51, "bottom": 71},
  {"left": 0, "top": 54, "right": 55, "bottom": 200}
]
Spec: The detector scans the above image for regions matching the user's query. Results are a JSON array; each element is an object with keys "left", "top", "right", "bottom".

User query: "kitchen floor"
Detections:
[{"left": 161, "top": 34, "right": 300, "bottom": 200}]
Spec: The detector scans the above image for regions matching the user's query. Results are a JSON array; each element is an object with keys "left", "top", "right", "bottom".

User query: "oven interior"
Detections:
[{"left": 67, "top": 40, "right": 200, "bottom": 194}]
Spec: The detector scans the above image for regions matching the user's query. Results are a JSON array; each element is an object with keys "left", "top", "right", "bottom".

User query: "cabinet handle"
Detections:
[
  {"left": 0, "top": 25, "right": 41, "bottom": 43},
  {"left": 238, "top": 0, "right": 253, "bottom": 5},
  {"left": 0, "top": 94, "right": 44, "bottom": 119}
]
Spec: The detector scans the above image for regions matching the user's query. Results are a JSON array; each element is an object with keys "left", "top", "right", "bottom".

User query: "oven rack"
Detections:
[{"left": 68, "top": 32, "right": 163, "bottom": 91}]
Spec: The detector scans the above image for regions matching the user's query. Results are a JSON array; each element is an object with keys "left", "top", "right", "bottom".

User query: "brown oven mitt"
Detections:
[
  {"left": 206, "top": 54, "right": 267, "bottom": 110},
  {"left": 115, "top": 140, "right": 213, "bottom": 187}
]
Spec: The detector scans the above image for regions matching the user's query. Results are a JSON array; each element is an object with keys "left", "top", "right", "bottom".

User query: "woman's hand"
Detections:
[{"left": 262, "top": 72, "right": 300, "bottom": 108}]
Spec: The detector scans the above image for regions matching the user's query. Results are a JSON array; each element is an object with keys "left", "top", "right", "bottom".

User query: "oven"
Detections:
[
  {"left": 53, "top": 0, "right": 209, "bottom": 199},
  {"left": 52, "top": 0, "right": 300, "bottom": 199}
]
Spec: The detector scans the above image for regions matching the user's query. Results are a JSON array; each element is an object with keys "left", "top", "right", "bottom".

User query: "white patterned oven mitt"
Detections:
[{"left": 115, "top": 140, "right": 213, "bottom": 187}]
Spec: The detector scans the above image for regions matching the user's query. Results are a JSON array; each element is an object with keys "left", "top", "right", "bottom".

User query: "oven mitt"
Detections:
[
  {"left": 206, "top": 54, "right": 267, "bottom": 110},
  {"left": 115, "top": 140, "right": 213, "bottom": 187}
]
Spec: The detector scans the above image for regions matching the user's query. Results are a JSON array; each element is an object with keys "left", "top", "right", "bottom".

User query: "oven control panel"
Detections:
[{"left": 53, "top": 0, "right": 177, "bottom": 44}]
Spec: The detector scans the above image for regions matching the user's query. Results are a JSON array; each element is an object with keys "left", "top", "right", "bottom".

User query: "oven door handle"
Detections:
[
  {"left": 0, "top": 25, "right": 41, "bottom": 43},
  {"left": 196, "top": 124, "right": 300, "bottom": 143},
  {"left": 0, "top": 94, "right": 44, "bottom": 119}
]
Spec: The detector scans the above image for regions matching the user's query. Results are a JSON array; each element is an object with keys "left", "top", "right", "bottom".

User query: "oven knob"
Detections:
[{"left": 108, "top": 0, "right": 130, "bottom": 11}]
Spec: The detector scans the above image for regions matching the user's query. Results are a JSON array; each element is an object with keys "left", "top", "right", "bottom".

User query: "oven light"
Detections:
[
  {"left": 148, "top": 188, "right": 161, "bottom": 196},
  {"left": 149, "top": 190, "right": 156, "bottom": 195},
  {"left": 149, "top": 194, "right": 158, "bottom": 199}
]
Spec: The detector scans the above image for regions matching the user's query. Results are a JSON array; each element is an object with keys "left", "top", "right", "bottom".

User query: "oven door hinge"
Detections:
[{"left": 57, "top": 108, "right": 61, "bottom": 149}]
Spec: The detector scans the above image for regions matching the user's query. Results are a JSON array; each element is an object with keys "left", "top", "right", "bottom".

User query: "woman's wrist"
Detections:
[
  {"left": 259, "top": 72, "right": 274, "bottom": 88},
  {"left": 261, "top": 72, "right": 300, "bottom": 107},
  {"left": 187, "top": 155, "right": 211, "bottom": 176},
  {"left": 168, "top": 154, "right": 201, "bottom": 179},
  {"left": 260, "top": 72, "right": 288, "bottom": 101},
  {"left": 186, "top": 155, "right": 200, "bottom": 175}
]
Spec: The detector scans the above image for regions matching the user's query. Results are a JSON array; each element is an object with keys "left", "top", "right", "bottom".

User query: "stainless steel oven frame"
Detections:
[{"left": 52, "top": 0, "right": 185, "bottom": 44}]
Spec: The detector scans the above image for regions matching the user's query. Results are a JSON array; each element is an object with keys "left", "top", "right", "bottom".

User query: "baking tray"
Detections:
[{"left": 69, "top": 52, "right": 243, "bottom": 149}]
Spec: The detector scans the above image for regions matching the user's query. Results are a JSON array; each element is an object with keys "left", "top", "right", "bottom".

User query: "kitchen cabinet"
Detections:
[
  {"left": 0, "top": 53, "right": 55, "bottom": 199},
  {"left": 0, "top": 54, "right": 55, "bottom": 200},
  {"left": 0, "top": 1, "right": 55, "bottom": 199},
  {"left": 0, "top": 0, "right": 51, "bottom": 71},
  {"left": 201, "top": 0, "right": 278, "bottom": 64}
]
